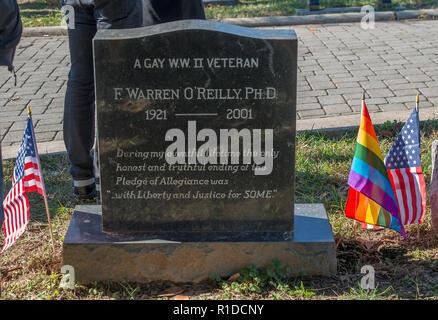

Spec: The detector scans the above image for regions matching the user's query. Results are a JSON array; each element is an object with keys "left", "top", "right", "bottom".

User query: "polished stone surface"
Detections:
[
  {"left": 62, "top": 204, "right": 336, "bottom": 283},
  {"left": 94, "top": 20, "right": 297, "bottom": 233}
]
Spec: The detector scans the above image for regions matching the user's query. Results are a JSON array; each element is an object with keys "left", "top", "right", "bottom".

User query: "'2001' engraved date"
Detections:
[{"left": 144, "top": 108, "right": 253, "bottom": 120}]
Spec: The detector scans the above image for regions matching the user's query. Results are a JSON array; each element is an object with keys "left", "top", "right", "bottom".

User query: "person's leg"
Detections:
[
  {"left": 81, "top": 0, "right": 206, "bottom": 202},
  {"left": 93, "top": 0, "right": 205, "bottom": 30},
  {"left": 94, "top": 0, "right": 144, "bottom": 30},
  {"left": 149, "top": 0, "right": 205, "bottom": 23},
  {"left": 63, "top": 4, "right": 97, "bottom": 199}
]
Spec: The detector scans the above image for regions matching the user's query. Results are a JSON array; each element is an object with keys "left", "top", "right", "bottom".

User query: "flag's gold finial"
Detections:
[
  {"left": 416, "top": 94, "right": 420, "bottom": 104},
  {"left": 27, "top": 105, "right": 31, "bottom": 115}
]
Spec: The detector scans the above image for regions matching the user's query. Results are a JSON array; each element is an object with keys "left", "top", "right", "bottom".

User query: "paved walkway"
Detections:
[{"left": 1, "top": 20, "right": 438, "bottom": 157}]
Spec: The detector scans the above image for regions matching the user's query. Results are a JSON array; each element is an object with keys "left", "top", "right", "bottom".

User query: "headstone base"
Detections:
[{"left": 62, "top": 204, "right": 336, "bottom": 283}]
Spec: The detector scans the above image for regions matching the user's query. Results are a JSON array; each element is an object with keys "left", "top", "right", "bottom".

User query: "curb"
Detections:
[
  {"left": 297, "top": 106, "right": 438, "bottom": 133},
  {"left": 3, "top": 140, "right": 66, "bottom": 160},
  {"left": 21, "top": 9, "right": 438, "bottom": 37},
  {"left": 221, "top": 9, "right": 438, "bottom": 27},
  {"left": 222, "top": 11, "right": 392, "bottom": 27},
  {"left": 23, "top": 26, "right": 67, "bottom": 37}
]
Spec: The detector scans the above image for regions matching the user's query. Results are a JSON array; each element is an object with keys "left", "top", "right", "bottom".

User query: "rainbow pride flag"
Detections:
[{"left": 345, "top": 100, "right": 406, "bottom": 237}]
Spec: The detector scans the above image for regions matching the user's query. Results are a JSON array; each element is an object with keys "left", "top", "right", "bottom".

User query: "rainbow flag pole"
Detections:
[{"left": 345, "top": 93, "right": 406, "bottom": 237}]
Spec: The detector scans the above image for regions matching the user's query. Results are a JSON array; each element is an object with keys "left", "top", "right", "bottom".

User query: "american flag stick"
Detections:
[
  {"left": 416, "top": 94, "right": 419, "bottom": 112},
  {"left": 27, "top": 106, "right": 55, "bottom": 254}
]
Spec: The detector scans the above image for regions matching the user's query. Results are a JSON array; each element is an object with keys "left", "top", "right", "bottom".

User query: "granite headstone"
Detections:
[
  {"left": 94, "top": 20, "right": 297, "bottom": 234},
  {"left": 63, "top": 20, "right": 336, "bottom": 283}
]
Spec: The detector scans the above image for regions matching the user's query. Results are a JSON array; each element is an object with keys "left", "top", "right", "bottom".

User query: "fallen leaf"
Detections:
[
  {"left": 309, "top": 27, "right": 317, "bottom": 31},
  {"left": 157, "top": 286, "right": 184, "bottom": 298},
  {"left": 172, "top": 295, "right": 189, "bottom": 300},
  {"left": 228, "top": 273, "right": 240, "bottom": 282}
]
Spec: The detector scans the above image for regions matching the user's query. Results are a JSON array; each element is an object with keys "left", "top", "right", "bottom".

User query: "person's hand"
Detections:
[{"left": 0, "top": 0, "right": 23, "bottom": 75}]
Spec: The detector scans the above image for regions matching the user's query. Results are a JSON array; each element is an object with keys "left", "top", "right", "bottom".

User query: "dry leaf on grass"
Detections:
[
  {"left": 228, "top": 273, "right": 240, "bottom": 282},
  {"left": 319, "top": 192, "right": 328, "bottom": 201},
  {"left": 157, "top": 286, "right": 184, "bottom": 298}
]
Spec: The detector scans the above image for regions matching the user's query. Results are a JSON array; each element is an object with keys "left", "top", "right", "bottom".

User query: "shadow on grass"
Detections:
[
  {"left": 2, "top": 152, "right": 74, "bottom": 223},
  {"left": 295, "top": 170, "right": 347, "bottom": 204},
  {"left": 19, "top": 2, "right": 60, "bottom": 11},
  {"left": 291, "top": 234, "right": 438, "bottom": 299},
  {"left": 297, "top": 119, "right": 438, "bottom": 169},
  {"left": 20, "top": 10, "right": 60, "bottom": 17},
  {"left": 298, "top": 149, "right": 353, "bottom": 165},
  {"left": 301, "top": 119, "right": 438, "bottom": 140},
  {"left": 18, "top": 1, "right": 61, "bottom": 22},
  {"left": 76, "top": 279, "right": 216, "bottom": 300},
  {"left": 97, "top": 235, "right": 437, "bottom": 300}
]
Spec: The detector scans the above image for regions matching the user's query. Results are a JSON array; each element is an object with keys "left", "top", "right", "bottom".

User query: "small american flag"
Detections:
[
  {"left": 385, "top": 107, "right": 427, "bottom": 225},
  {"left": 2, "top": 117, "right": 45, "bottom": 253}
]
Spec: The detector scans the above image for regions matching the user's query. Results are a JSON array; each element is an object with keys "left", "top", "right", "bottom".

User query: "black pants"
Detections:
[{"left": 63, "top": 0, "right": 205, "bottom": 186}]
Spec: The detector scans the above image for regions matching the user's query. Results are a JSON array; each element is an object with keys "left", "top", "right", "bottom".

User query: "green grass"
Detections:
[
  {"left": 206, "top": 0, "right": 438, "bottom": 19},
  {"left": 2, "top": 119, "right": 438, "bottom": 300},
  {"left": 19, "top": 2, "right": 63, "bottom": 28},
  {"left": 17, "top": 0, "right": 438, "bottom": 28},
  {"left": 205, "top": 0, "right": 306, "bottom": 19}
]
